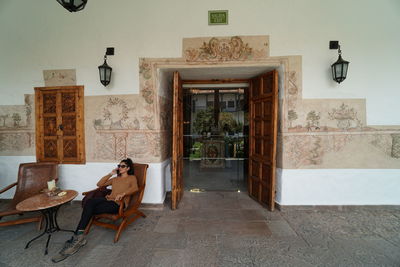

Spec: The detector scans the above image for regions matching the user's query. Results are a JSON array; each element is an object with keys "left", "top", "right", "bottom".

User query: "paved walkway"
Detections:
[{"left": 0, "top": 192, "right": 399, "bottom": 266}]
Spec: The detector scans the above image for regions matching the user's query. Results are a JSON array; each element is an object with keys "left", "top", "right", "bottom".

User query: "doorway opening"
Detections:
[
  {"left": 182, "top": 84, "right": 249, "bottom": 192},
  {"left": 167, "top": 65, "right": 280, "bottom": 210}
]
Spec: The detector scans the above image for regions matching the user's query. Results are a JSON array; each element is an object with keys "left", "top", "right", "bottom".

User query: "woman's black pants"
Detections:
[{"left": 76, "top": 197, "right": 119, "bottom": 232}]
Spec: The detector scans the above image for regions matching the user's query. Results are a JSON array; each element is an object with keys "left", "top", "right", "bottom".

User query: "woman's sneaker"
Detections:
[
  {"left": 51, "top": 234, "right": 87, "bottom": 263},
  {"left": 62, "top": 234, "right": 87, "bottom": 255}
]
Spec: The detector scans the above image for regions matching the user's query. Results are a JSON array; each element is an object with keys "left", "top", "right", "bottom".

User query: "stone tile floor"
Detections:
[{"left": 0, "top": 192, "right": 400, "bottom": 266}]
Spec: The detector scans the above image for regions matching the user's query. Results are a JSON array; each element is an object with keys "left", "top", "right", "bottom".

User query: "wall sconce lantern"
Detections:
[
  {"left": 56, "top": 0, "right": 88, "bottom": 12},
  {"left": 330, "top": 41, "right": 350, "bottom": 84},
  {"left": 98, "top": 48, "right": 114, "bottom": 86}
]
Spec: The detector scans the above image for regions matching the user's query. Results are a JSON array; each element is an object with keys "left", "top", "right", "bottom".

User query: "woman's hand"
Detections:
[
  {"left": 110, "top": 168, "right": 118, "bottom": 176},
  {"left": 115, "top": 193, "right": 126, "bottom": 201}
]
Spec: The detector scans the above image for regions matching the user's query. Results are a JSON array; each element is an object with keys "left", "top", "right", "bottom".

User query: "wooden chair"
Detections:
[
  {"left": 0, "top": 162, "right": 58, "bottom": 227},
  {"left": 83, "top": 163, "right": 149, "bottom": 243}
]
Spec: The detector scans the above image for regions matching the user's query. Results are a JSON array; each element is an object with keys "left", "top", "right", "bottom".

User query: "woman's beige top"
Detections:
[{"left": 103, "top": 174, "right": 138, "bottom": 206}]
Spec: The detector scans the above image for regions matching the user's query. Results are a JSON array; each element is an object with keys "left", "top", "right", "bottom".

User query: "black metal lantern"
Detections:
[
  {"left": 98, "top": 56, "right": 112, "bottom": 86},
  {"left": 98, "top": 48, "right": 114, "bottom": 86},
  {"left": 330, "top": 41, "right": 350, "bottom": 84},
  {"left": 56, "top": 0, "right": 88, "bottom": 12}
]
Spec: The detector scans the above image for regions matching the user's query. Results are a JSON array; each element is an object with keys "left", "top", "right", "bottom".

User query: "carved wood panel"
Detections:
[
  {"left": 63, "top": 139, "right": 77, "bottom": 158},
  {"left": 44, "top": 140, "right": 58, "bottom": 158},
  {"left": 35, "top": 86, "right": 85, "bottom": 164},
  {"left": 62, "top": 116, "right": 76, "bottom": 136},
  {"left": 43, "top": 94, "right": 57, "bottom": 114},
  {"left": 248, "top": 70, "right": 278, "bottom": 211},
  {"left": 62, "top": 92, "right": 76, "bottom": 113},
  {"left": 44, "top": 117, "right": 57, "bottom": 136}
]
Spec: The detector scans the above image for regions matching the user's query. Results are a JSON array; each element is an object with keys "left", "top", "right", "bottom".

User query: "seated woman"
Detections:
[{"left": 53, "top": 158, "right": 138, "bottom": 262}]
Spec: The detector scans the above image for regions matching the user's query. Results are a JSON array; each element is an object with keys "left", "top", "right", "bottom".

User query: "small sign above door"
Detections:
[{"left": 208, "top": 10, "right": 228, "bottom": 25}]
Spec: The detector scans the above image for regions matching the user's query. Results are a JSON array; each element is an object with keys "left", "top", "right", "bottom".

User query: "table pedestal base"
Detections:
[{"left": 25, "top": 205, "right": 74, "bottom": 255}]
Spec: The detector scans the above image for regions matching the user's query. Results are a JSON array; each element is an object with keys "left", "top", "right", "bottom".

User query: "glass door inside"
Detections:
[{"left": 183, "top": 87, "right": 249, "bottom": 192}]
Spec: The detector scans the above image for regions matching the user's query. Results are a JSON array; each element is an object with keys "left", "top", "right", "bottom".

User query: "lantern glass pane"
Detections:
[
  {"left": 105, "top": 69, "right": 111, "bottom": 80},
  {"left": 99, "top": 68, "right": 105, "bottom": 80},
  {"left": 335, "top": 64, "right": 343, "bottom": 78},
  {"left": 343, "top": 63, "right": 348, "bottom": 76}
]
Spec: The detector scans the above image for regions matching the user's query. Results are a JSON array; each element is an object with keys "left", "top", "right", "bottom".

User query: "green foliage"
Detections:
[
  {"left": 189, "top": 142, "right": 203, "bottom": 159},
  {"left": 219, "top": 112, "right": 237, "bottom": 133},
  {"left": 193, "top": 108, "right": 215, "bottom": 134},
  {"left": 236, "top": 139, "right": 245, "bottom": 158}
]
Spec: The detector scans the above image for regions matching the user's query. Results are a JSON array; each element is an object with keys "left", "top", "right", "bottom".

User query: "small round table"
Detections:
[{"left": 16, "top": 190, "right": 78, "bottom": 255}]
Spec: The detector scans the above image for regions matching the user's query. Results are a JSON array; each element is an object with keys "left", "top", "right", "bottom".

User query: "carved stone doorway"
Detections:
[{"left": 138, "top": 35, "right": 302, "bottom": 210}]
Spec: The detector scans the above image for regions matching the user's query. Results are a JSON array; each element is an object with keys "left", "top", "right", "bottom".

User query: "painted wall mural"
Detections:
[
  {"left": 0, "top": 95, "right": 35, "bottom": 155},
  {"left": 183, "top": 36, "right": 269, "bottom": 62},
  {"left": 43, "top": 69, "right": 76, "bottom": 86},
  {"left": 391, "top": 134, "right": 400, "bottom": 158},
  {"left": 85, "top": 94, "right": 169, "bottom": 162},
  {"left": 1, "top": 36, "right": 399, "bottom": 168}
]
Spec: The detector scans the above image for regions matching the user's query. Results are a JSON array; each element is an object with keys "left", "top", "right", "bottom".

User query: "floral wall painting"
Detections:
[
  {"left": 43, "top": 69, "right": 76, "bottom": 87},
  {"left": 85, "top": 94, "right": 165, "bottom": 162},
  {"left": 139, "top": 60, "right": 152, "bottom": 80},
  {"left": 288, "top": 100, "right": 367, "bottom": 132},
  {"left": 328, "top": 103, "right": 362, "bottom": 130},
  {"left": 183, "top": 35, "right": 269, "bottom": 62},
  {"left": 95, "top": 97, "right": 130, "bottom": 130},
  {"left": 287, "top": 71, "right": 300, "bottom": 110},
  {"left": 91, "top": 96, "right": 154, "bottom": 131},
  {"left": 141, "top": 81, "right": 155, "bottom": 104},
  {"left": 306, "top": 111, "right": 320, "bottom": 131}
]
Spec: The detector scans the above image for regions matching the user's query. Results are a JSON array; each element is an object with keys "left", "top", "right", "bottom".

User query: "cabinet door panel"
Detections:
[{"left": 35, "top": 86, "right": 85, "bottom": 164}]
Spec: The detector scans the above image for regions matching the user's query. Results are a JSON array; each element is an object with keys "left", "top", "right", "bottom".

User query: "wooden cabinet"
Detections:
[{"left": 35, "top": 86, "right": 85, "bottom": 164}]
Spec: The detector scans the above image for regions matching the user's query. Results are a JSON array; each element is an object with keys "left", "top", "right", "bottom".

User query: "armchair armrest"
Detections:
[
  {"left": 82, "top": 188, "right": 99, "bottom": 196},
  {"left": 0, "top": 182, "right": 17, "bottom": 195},
  {"left": 117, "top": 189, "right": 141, "bottom": 215},
  {"left": 82, "top": 186, "right": 109, "bottom": 196}
]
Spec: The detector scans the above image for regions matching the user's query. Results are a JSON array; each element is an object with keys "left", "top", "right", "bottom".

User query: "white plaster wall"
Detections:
[
  {"left": 0, "top": 156, "right": 169, "bottom": 203},
  {"left": 276, "top": 169, "right": 400, "bottom": 205},
  {"left": 0, "top": 0, "right": 399, "bottom": 125}
]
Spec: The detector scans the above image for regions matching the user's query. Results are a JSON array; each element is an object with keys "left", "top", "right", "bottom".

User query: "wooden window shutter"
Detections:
[{"left": 35, "top": 86, "right": 85, "bottom": 164}]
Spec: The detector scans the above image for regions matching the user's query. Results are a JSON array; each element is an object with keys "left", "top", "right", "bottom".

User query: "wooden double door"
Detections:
[{"left": 171, "top": 70, "right": 278, "bottom": 211}]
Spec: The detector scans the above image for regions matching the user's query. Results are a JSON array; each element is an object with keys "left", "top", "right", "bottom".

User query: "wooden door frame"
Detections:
[{"left": 172, "top": 72, "right": 184, "bottom": 209}]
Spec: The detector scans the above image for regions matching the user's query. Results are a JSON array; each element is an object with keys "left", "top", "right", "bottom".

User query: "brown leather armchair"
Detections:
[
  {"left": 83, "top": 163, "right": 149, "bottom": 242},
  {"left": 0, "top": 162, "right": 58, "bottom": 227}
]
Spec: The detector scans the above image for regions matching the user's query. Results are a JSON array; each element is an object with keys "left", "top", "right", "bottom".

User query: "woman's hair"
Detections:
[{"left": 118, "top": 158, "right": 134, "bottom": 176}]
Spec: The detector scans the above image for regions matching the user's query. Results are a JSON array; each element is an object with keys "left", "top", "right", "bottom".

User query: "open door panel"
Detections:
[
  {"left": 248, "top": 70, "right": 278, "bottom": 211},
  {"left": 171, "top": 71, "right": 184, "bottom": 209}
]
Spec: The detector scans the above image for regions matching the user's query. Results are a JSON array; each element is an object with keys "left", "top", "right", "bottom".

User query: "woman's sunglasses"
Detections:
[{"left": 117, "top": 164, "right": 127, "bottom": 168}]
